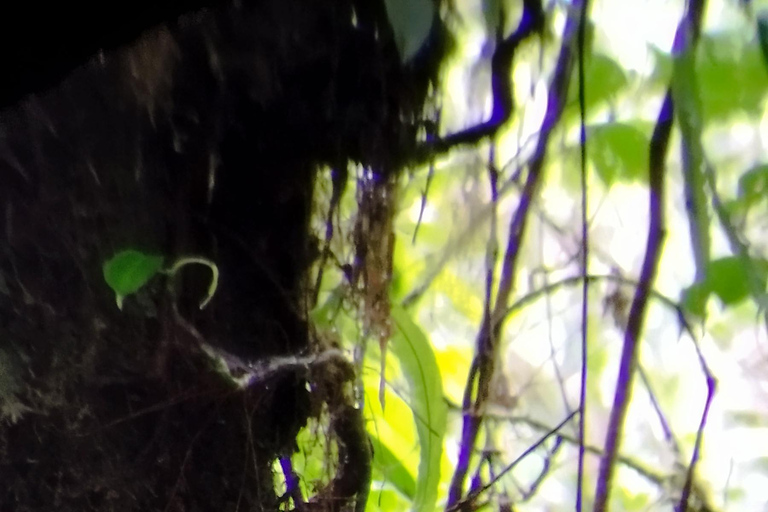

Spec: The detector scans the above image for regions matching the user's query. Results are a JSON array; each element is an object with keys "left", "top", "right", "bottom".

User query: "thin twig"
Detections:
[
  {"left": 482, "top": 411, "right": 667, "bottom": 486},
  {"left": 447, "top": 411, "right": 578, "bottom": 512},
  {"left": 520, "top": 435, "right": 564, "bottom": 501},
  {"left": 500, "top": 273, "right": 695, "bottom": 340},
  {"left": 575, "top": 0, "right": 591, "bottom": 506},
  {"left": 593, "top": 0, "right": 709, "bottom": 508},
  {"left": 446, "top": 1, "right": 583, "bottom": 507}
]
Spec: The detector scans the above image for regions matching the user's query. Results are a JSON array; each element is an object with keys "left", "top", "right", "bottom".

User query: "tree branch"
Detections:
[
  {"left": 592, "top": 91, "right": 672, "bottom": 512},
  {"left": 593, "top": 1, "right": 709, "bottom": 508},
  {"left": 446, "top": 1, "right": 585, "bottom": 507},
  {"left": 411, "top": 0, "right": 545, "bottom": 165}
]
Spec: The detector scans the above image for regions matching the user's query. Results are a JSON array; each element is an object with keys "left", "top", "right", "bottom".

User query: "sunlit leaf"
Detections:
[
  {"left": 648, "top": 45, "right": 673, "bottom": 87},
  {"left": 708, "top": 256, "right": 753, "bottom": 305},
  {"left": 566, "top": 53, "right": 627, "bottom": 119},
  {"left": 697, "top": 33, "right": 768, "bottom": 121},
  {"left": 588, "top": 123, "right": 649, "bottom": 186},
  {"left": 433, "top": 270, "right": 484, "bottom": 322},
  {"left": 737, "top": 164, "right": 768, "bottom": 208},
  {"left": 681, "top": 281, "right": 710, "bottom": 319},
  {"left": 617, "top": 487, "right": 651, "bottom": 511},
  {"left": 390, "top": 305, "right": 446, "bottom": 512},
  {"left": 367, "top": 488, "right": 414, "bottom": 512},
  {"left": 102, "top": 250, "right": 163, "bottom": 309},
  {"left": 370, "top": 435, "right": 416, "bottom": 500},
  {"left": 293, "top": 417, "right": 336, "bottom": 498}
]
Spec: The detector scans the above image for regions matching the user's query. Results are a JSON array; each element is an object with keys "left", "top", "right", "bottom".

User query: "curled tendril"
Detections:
[{"left": 164, "top": 256, "right": 220, "bottom": 309}]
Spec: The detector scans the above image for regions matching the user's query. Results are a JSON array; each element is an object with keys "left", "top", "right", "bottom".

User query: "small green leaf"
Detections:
[
  {"left": 707, "top": 256, "right": 752, "bottom": 305},
  {"left": 566, "top": 53, "right": 627, "bottom": 120},
  {"left": 390, "top": 305, "right": 446, "bottom": 512},
  {"left": 103, "top": 250, "right": 163, "bottom": 309},
  {"left": 589, "top": 123, "right": 649, "bottom": 186},
  {"left": 738, "top": 164, "right": 768, "bottom": 208},
  {"left": 681, "top": 281, "right": 710, "bottom": 318},
  {"left": 697, "top": 33, "right": 768, "bottom": 121}
]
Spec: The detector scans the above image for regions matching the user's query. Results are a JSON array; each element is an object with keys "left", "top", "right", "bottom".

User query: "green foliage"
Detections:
[
  {"left": 292, "top": 417, "right": 337, "bottom": 499},
  {"left": 737, "top": 163, "right": 768, "bottom": 211},
  {"left": 697, "top": 32, "right": 768, "bottom": 121},
  {"left": 708, "top": 257, "right": 754, "bottom": 305},
  {"left": 681, "top": 281, "right": 710, "bottom": 318},
  {"left": 102, "top": 251, "right": 219, "bottom": 310},
  {"left": 370, "top": 436, "right": 417, "bottom": 500},
  {"left": 682, "top": 256, "right": 768, "bottom": 317},
  {"left": 388, "top": 305, "right": 447, "bottom": 512},
  {"left": 102, "top": 250, "right": 163, "bottom": 310},
  {"left": 567, "top": 53, "right": 628, "bottom": 120},
  {"left": 588, "top": 123, "right": 649, "bottom": 186}
]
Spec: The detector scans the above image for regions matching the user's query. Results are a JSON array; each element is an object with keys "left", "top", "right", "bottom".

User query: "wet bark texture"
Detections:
[{"left": 0, "top": 1, "right": 440, "bottom": 510}]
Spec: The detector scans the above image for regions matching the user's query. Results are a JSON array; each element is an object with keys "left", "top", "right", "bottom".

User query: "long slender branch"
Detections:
[
  {"left": 576, "top": 0, "right": 591, "bottom": 506},
  {"left": 592, "top": 74, "right": 674, "bottom": 512},
  {"left": 593, "top": 1, "right": 710, "bottom": 508},
  {"left": 446, "top": 2, "right": 585, "bottom": 508},
  {"left": 500, "top": 273, "right": 695, "bottom": 340}
]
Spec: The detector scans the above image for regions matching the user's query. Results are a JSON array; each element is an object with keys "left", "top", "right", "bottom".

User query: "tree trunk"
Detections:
[{"left": 0, "top": 1, "right": 438, "bottom": 509}]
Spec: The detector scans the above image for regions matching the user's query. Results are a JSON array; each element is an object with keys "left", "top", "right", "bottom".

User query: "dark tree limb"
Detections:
[{"left": 411, "top": 0, "right": 545, "bottom": 165}]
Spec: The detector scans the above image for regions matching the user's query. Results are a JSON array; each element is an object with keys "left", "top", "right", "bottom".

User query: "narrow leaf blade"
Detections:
[{"left": 390, "top": 305, "right": 446, "bottom": 512}]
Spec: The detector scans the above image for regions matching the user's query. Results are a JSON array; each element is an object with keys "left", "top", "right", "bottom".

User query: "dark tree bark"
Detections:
[{"left": 0, "top": 1, "right": 442, "bottom": 510}]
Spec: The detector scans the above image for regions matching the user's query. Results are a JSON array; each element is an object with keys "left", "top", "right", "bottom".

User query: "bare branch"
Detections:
[
  {"left": 593, "top": 0, "right": 709, "bottom": 508},
  {"left": 446, "top": 1, "right": 586, "bottom": 507},
  {"left": 411, "top": 0, "right": 545, "bottom": 165}
]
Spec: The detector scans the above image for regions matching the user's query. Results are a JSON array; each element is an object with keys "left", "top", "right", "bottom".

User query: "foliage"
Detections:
[
  {"left": 102, "top": 250, "right": 163, "bottom": 309},
  {"left": 103, "top": 250, "right": 219, "bottom": 310},
  {"left": 304, "top": 0, "right": 768, "bottom": 510}
]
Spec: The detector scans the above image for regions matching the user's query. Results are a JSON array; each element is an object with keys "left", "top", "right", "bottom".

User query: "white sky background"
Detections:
[{"left": 404, "top": 0, "right": 768, "bottom": 509}]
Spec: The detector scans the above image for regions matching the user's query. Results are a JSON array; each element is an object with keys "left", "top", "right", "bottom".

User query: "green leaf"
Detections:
[
  {"left": 708, "top": 256, "right": 753, "bottom": 305},
  {"left": 697, "top": 33, "right": 768, "bottom": 121},
  {"left": 389, "top": 305, "right": 446, "bottom": 512},
  {"left": 103, "top": 250, "right": 163, "bottom": 309},
  {"left": 370, "top": 435, "right": 417, "bottom": 500},
  {"left": 384, "top": 0, "right": 434, "bottom": 64},
  {"left": 681, "top": 281, "right": 710, "bottom": 319},
  {"left": 724, "top": 409, "right": 768, "bottom": 428},
  {"left": 738, "top": 164, "right": 768, "bottom": 208},
  {"left": 566, "top": 53, "right": 627, "bottom": 119},
  {"left": 588, "top": 123, "right": 649, "bottom": 186}
]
